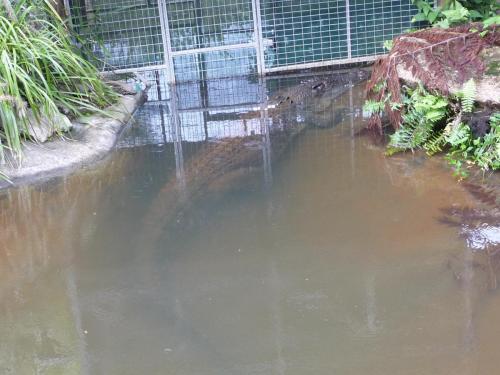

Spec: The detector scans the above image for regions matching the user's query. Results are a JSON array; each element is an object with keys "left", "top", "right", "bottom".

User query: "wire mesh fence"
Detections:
[
  {"left": 68, "top": 0, "right": 165, "bottom": 70},
  {"left": 166, "top": 0, "right": 255, "bottom": 51},
  {"left": 261, "top": 0, "right": 349, "bottom": 68},
  {"left": 349, "top": 0, "right": 416, "bottom": 58},
  {"left": 68, "top": 0, "right": 418, "bottom": 82},
  {"left": 172, "top": 48, "right": 258, "bottom": 81}
]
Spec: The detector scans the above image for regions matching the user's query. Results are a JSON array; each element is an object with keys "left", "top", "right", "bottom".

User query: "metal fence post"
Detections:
[
  {"left": 252, "top": 0, "right": 266, "bottom": 76},
  {"left": 345, "top": 0, "right": 352, "bottom": 59},
  {"left": 169, "top": 84, "right": 186, "bottom": 193},
  {"left": 158, "top": 0, "right": 176, "bottom": 84},
  {"left": 259, "top": 77, "right": 272, "bottom": 187},
  {"left": 63, "top": 0, "right": 72, "bottom": 24}
]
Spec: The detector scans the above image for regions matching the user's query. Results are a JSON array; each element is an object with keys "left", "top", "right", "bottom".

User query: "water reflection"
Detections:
[
  {"left": 0, "top": 179, "right": 101, "bottom": 373},
  {"left": 0, "top": 73, "right": 498, "bottom": 374}
]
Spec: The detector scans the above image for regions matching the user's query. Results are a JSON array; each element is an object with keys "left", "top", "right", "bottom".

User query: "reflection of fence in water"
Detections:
[
  {"left": 121, "top": 73, "right": 361, "bottom": 199},
  {"left": 0, "top": 145, "right": 155, "bottom": 373},
  {"left": 133, "top": 73, "right": 365, "bottom": 258},
  {"left": 0, "top": 176, "right": 110, "bottom": 373},
  {"left": 0, "top": 74, "right": 359, "bottom": 293},
  {"left": 120, "top": 76, "right": 264, "bottom": 145},
  {"left": 0, "top": 75, "right": 360, "bottom": 372},
  {"left": 124, "top": 72, "right": 358, "bottom": 143},
  {"left": 0, "top": 149, "right": 137, "bottom": 292}
]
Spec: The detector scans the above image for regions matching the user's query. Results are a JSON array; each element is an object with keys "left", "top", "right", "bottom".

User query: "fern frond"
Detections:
[
  {"left": 424, "top": 130, "right": 447, "bottom": 155},
  {"left": 389, "top": 113, "right": 435, "bottom": 150},
  {"left": 388, "top": 86, "right": 449, "bottom": 151},
  {"left": 389, "top": 123, "right": 417, "bottom": 150},
  {"left": 363, "top": 99, "right": 385, "bottom": 116},
  {"left": 445, "top": 122, "right": 471, "bottom": 146},
  {"left": 459, "top": 79, "right": 476, "bottom": 113}
]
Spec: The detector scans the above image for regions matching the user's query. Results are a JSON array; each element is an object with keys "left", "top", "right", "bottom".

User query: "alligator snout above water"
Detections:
[
  {"left": 272, "top": 69, "right": 369, "bottom": 109},
  {"left": 240, "top": 69, "right": 370, "bottom": 122}
]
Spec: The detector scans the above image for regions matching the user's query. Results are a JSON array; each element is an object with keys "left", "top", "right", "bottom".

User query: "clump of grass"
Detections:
[{"left": 0, "top": 0, "right": 117, "bottom": 159}]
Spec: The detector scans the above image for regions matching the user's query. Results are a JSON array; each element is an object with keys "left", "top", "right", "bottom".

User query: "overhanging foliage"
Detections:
[{"left": 0, "top": 0, "right": 116, "bottom": 159}]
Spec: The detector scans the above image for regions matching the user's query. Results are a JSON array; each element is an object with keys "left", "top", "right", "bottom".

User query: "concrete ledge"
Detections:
[{"left": 0, "top": 91, "right": 147, "bottom": 189}]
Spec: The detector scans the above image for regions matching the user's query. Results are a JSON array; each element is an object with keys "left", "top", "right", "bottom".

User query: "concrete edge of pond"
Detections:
[{"left": 0, "top": 91, "right": 147, "bottom": 190}]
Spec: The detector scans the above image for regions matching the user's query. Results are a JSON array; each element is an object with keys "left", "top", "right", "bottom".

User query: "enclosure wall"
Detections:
[{"left": 68, "top": 0, "right": 417, "bottom": 82}]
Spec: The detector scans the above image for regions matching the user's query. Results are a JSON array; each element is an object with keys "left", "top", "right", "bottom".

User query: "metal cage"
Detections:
[{"left": 67, "top": 0, "right": 417, "bottom": 82}]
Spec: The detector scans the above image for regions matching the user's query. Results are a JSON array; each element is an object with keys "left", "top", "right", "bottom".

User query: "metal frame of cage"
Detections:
[{"left": 66, "top": 0, "right": 416, "bottom": 83}]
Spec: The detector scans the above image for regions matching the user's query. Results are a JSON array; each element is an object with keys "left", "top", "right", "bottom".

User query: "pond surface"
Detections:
[{"left": 0, "top": 72, "right": 499, "bottom": 374}]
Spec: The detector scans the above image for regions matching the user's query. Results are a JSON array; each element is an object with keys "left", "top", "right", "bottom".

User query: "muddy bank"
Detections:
[{"left": 0, "top": 90, "right": 147, "bottom": 190}]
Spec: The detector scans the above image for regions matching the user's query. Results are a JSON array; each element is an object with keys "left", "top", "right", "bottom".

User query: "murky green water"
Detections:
[{"left": 0, "top": 72, "right": 499, "bottom": 374}]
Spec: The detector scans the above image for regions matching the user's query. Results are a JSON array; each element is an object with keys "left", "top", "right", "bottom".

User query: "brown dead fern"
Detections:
[{"left": 366, "top": 23, "right": 499, "bottom": 132}]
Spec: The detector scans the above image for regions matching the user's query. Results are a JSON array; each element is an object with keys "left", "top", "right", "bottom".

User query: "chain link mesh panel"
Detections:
[
  {"left": 166, "top": 0, "right": 255, "bottom": 51},
  {"left": 68, "top": 0, "right": 418, "bottom": 81},
  {"left": 68, "top": 0, "right": 164, "bottom": 70},
  {"left": 173, "top": 48, "right": 258, "bottom": 81},
  {"left": 349, "top": 0, "right": 415, "bottom": 57},
  {"left": 261, "top": 0, "right": 349, "bottom": 68}
]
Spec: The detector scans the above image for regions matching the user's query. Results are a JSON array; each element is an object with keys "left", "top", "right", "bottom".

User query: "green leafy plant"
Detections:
[
  {"left": 0, "top": 0, "right": 117, "bottom": 159},
  {"left": 462, "top": 0, "right": 500, "bottom": 21},
  {"left": 383, "top": 39, "right": 394, "bottom": 51},
  {"left": 366, "top": 0, "right": 498, "bottom": 177},
  {"left": 411, "top": 0, "right": 499, "bottom": 28},
  {"left": 388, "top": 85, "right": 448, "bottom": 151},
  {"left": 483, "top": 15, "right": 500, "bottom": 28},
  {"left": 457, "top": 79, "right": 476, "bottom": 113},
  {"left": 412, "top": 0, "right": 441, "bottom": 24},
  {"left": 435, "top": 1, "right": 470, "bottom": 28},
  {"left": 363, "top": 99, "right": 386, "bottom": 116},
  {"left": 447, "top": 113, "right": 500, "bottom": 175},
  {"left": 375, "top": 83, "right": 499, "bottom": 176}
]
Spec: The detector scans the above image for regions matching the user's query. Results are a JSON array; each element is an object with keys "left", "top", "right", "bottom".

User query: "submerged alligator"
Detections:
[
  {"left": 241, "top": 69, "right": 369, "bottom": 122},
  {"left": 137, "top": 70, "right": 369, "bottom": 246}
]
